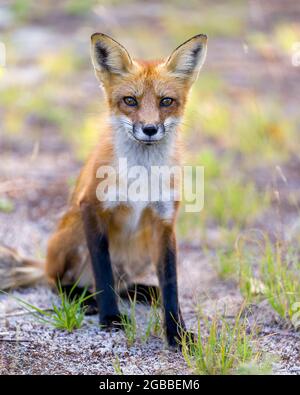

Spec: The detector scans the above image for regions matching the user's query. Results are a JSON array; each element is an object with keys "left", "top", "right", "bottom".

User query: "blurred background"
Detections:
[{"left": 0, "top": 0, "right": 300, "bottom": 255}]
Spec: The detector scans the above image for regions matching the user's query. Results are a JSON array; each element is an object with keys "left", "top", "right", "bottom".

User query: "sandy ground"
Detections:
[
  {"left": 0, "top": 190, "right": 299, "bottom": 375},
  {"left": 0, "top": 252, "right": 299, "bottom": 374}
]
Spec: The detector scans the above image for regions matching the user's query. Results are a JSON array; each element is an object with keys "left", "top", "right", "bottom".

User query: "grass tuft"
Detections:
[
  {"left": 215, "top": 249, "right": 238, "bottom": 280},
  {"left": 112, "top": 354, "right": 124, "bottom": 375},
  {"left": 181, "top": 309, "right": 265, "bottom": 375},
  {"left": 143, "top": 287, "right": 162, "bottom": 342},
  {"left": 120, "top": 290, "right": 138, "bottom": 347},
  {"left": 238, "top": 235, "right": 300, "bottom": 326},
  {"left": 4, "top": 278, "right": 96, "bottom": 332}
]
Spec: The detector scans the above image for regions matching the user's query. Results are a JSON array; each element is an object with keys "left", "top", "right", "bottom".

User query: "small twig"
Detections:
[
  {"left": 0, "top": 338, "right": 32, "bottom": 343},
  {"left": 0, "top": 311, "right": 35, "bottom": 319},
  {"left": 0, "top": 308, "right": 53, "bottom": 319},
  {"left": 261, "top": 329, "right": 300, "bottom": 339}
]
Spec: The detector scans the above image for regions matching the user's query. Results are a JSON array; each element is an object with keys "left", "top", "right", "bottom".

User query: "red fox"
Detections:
[{"left": 0, "top": 33, "right": 207, "bottom": 347}]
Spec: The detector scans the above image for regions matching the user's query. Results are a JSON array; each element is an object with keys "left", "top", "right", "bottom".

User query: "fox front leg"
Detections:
[
  {"left": 157, "top": 228, "right": 186, "bottom": 348},
  {"left": 80, "top": 201, "right": 122, "bottom": 328}
]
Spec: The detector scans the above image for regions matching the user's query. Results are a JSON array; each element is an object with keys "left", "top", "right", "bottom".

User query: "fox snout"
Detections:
[
  {"left": 143, "top": 124, "right": 158, "bottom": 136},
  {"left": 133, "top": 122, "right": 165, "bottom": 144}
]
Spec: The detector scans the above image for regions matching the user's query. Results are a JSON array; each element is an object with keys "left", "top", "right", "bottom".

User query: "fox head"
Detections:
[{"left": 91, "top": 33, "right": 207, "bottom": 145}]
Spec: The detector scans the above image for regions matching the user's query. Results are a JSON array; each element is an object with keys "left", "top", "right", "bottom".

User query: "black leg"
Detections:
[
  {"left": 80, "top": 202, "right": 122, "bottom": 328},
  {"left": 120, "top": 284, "right": 160, "bottom": 305},
  {"left": 157, "top": 231, "right": 186, "bottom": 348}
]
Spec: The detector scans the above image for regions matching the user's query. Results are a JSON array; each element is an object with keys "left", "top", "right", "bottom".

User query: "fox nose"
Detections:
[{"left": 143, "top": 124, "right": 158, "bottom": 137}]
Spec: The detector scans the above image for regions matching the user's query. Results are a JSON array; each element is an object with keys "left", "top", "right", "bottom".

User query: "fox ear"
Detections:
[
  {"left": 166, "top": 34, "right": 207, "bottom": 82},
  {"left": 91, "top": 33, "right": 133, "bottom": 81}
]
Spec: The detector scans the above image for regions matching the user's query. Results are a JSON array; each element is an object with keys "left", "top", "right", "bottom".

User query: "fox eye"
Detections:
[
  {"left": 160, "top": 97, "right": 174, "bottom": 107},
  {"left": 123, "top": 96, "right": 138, "bottom": 107}
]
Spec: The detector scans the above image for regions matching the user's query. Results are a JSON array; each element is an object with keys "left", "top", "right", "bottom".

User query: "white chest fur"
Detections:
[{"left": 101, "top": 127, "right": 178, "bottom": 231}]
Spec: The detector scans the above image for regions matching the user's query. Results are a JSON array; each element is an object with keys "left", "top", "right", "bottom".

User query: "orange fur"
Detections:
[
  {"left": 45, "top": 33, "right": 207, "bottom": 292},
  {"left": 0, "top": 34, "right": 207, "bottom": 299}
]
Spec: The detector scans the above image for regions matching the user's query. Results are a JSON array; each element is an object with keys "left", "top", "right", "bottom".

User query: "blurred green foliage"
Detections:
[
  {"left": 1, "top": 0, "right": 300, "bottom": 246},
  {"left": 0, "top": 197, "right": 15, "bottom": 213}
]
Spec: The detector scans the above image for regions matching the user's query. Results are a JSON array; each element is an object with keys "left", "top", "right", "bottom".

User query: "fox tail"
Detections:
[{"left": 0, "top": 245, "right": 46, "bottom": 291}]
